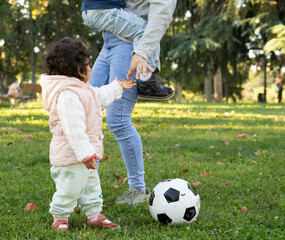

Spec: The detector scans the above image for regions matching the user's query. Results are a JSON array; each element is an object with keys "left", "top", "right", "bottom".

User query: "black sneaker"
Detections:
[{"left": 137, "top": 72, "right": 174, "bottom": 100}]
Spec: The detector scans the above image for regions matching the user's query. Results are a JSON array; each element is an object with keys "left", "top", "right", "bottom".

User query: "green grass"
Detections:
[{"left": 0, "top": 101, "right": 284, "bottom": 239}]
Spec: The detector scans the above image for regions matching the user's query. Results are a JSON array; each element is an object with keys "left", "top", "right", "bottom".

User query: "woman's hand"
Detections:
[
  {"left": 126, "top": 53, "right": 153, "bottom": 80},
  {"left": 115, "top": 77, "right": 137, "bottom": 89}
]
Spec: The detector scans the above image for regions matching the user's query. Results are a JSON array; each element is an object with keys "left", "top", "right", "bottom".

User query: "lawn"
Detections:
[{"left": 0, "top": 101, "right": 284, "bottom": 239}]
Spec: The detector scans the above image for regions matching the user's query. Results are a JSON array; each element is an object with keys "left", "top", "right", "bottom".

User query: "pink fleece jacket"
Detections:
[{"left": 40, "top": 75, "right": 103, "bottom": 166}]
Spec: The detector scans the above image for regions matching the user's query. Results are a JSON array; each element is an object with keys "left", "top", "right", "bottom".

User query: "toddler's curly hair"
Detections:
[{"left": 45, "top": 38, "right": 91, "bottom": 81}]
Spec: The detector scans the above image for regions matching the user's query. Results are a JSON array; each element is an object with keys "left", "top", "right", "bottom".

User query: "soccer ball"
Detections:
[{"left": 149, "top": 178, "right": 201, "bottom": 225}]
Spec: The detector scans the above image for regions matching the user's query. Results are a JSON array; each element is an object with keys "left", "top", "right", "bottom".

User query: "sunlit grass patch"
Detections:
[{"left": 0, "top": 102, "right": 284, "bottom": 239}]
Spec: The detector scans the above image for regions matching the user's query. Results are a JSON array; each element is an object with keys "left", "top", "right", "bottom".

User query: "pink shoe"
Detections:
[
  {"left": 52, "top": 220, "right": 69, "bottom": 231},
  {"left": 86, "top": 214, "right": 117, "bottom": 229}
]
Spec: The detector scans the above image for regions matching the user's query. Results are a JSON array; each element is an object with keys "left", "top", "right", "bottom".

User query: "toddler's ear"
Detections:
[{"left": 78, "top": 66, "right": 85, "bottom": 76}]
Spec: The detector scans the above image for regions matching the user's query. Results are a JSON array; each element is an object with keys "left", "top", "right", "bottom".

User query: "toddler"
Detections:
[{"left": 40, "top": 37, "right": 136, "bottom": 231}]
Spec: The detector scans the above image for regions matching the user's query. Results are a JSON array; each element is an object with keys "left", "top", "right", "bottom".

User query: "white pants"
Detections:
[{"left": 49, "top": 163, "right": 103, "bottom": 218}]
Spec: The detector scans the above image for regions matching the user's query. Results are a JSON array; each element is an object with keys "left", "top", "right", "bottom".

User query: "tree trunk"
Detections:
[
  {"left": 214, "top": 68, "right": 223, "bottom": 102},
  {"left": 176, "top": 80, "right": 183, "bottom": 103},
  {"left": 204, "top": 59, "right": 213, "bottom": 102},
  {"left": 29, "top": 8, "right": 36, "bottom": 84}
]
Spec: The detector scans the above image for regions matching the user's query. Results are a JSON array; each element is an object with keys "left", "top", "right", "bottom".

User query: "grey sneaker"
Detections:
[{"left": 115, "top": 187, "right": 150, "bottom": 205}]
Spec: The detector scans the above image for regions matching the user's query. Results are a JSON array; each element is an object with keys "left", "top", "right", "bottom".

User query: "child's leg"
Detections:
[
  {"left": 77, "top": 169, "right": 103, "bottom": 216},
  {"left": 49, "top": 164, "right": 92, "bottom": 228},
  {"left": 78, "top": 169, "right": 117, "bottom": 228}
]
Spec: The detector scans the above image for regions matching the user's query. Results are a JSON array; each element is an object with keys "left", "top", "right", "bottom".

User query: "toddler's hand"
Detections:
[
  {"left": 84, "top": 159, "right": 98, "bottom": 170},
  {"left": 115, "top": 77, "right": 136, "bottom": 89}
]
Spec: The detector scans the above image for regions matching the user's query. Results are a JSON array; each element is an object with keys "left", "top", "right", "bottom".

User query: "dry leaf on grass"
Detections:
[
  {"left": 203, "top": 170, "right": 212, "bottom": 177},
  {"left": 235, "top": 133, "right": 246, "bottom": 139},
  {"left": 173, "top": 152, "right": 180, "bottom": 157},
  {"left": 173, "top": 143, "right": 181, "bottom": 148},
  {"left": 102, "top": 155, "right": 109, "bottom": 162},
  {"left": 13, "top": 166, "right": 22, "bottom": 171},
  {"left": 143, "top": 152, "right": 152, "bottom": 159},
  {"left": 225, "top": 183, "right": 232, "bottom": 188},
  {"left": 222, "top": 138, "right": 231, "bottom": 145},
  {"left": 182, "top": 169, "right": 189, "bottom": 173},
  {"left": 216, "top": 161, "right": 223, "bottom": 165},
  {"left": 25, "top": 203, "right": 38, "bottom": 212},
  {"left": 191, "top": 180, "right": 202, "bottom": 185},
  {"left": 23, "top": 137, "right": 32, "bottom": 142},
  {"left": 209, "top": 145, "right": 215, "bottom": 149},
  {"left": 241, "top": 206, "right": 248, "bottom": 214},
  {"left": 74, "top": 208, "right": 80, "bottom": 214},
  {"left": 268, "top": 202, "right": 277, "bottom": 208}
]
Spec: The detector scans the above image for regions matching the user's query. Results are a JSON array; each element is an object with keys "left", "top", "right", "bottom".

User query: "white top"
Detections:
[{"left": 56, "top": 80, "right": 122, "bottom": 162}]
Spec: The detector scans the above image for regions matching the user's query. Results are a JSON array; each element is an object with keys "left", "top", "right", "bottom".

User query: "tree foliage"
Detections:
[{"left": 0, "top": 0, "right": 284, "bottom": 102}]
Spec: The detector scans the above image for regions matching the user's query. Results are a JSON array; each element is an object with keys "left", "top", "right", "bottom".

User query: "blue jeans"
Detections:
[
  {"left": 89, "top": 31, "right": 145, "bottom": 192},
  {"left": 82, "top": 8, "right": 157, "bottom": 70}
]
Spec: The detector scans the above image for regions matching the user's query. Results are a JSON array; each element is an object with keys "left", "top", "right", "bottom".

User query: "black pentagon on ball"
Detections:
[
  {"left": 157, "top": 213, "right": 172, "bottom": 225},
  {"left": 183, "top": 206, "right": 196, "bottom": 221},
  {"left": 163, "top": 179, "right": 174, "bottom": 182},
  {"left": 187, "top": 183, "right": 198, "bottom": 196},
  {"left": 164, "top": 188, "right": 180, "bottom": 203},
  {"left": 149, "top": 191, "right": 155, "bottom": 206}
]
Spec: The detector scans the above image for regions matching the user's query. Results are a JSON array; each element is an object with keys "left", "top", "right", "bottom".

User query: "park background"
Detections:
[
  {"left": 0, "top": 0, "right": 285, "bottom": 239},
  {"left": 0, "top": 0, "right": 284, "bottom": 103}
]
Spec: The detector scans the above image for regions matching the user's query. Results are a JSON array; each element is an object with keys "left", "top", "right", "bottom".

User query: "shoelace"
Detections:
[
  {"left": 118, "top": 189, "right": 137, "bottom": 200},
  {"left": 150, "top": 76, "right": 163, "bottom": 92}
]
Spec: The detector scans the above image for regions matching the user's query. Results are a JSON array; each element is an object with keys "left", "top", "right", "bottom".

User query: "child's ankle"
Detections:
[{"left": 53, "top": 217, "right": 68, "bottom": 223}]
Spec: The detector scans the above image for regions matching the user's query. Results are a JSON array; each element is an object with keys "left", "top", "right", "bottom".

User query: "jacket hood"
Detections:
[{"left": 40, "top": 74, "right": 87, "bottom": 111}]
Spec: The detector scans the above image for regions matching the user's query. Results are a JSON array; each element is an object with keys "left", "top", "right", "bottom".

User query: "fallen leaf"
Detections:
[
  {"left": 13, "top": 166, "right": 22, "bottom": 171},
  {"left": 160, "top": 169, "right": 164, "bottom": 172},
  {"left": 23, "top": 137, "right": 32, "bottom": 142},
  {"left": 144, "top": 136, "right": 150, "bottom": 140},
  {"left": 223, "top": 138, "right": 231, "bottom": 146},
  {"left": 216, "top": 152, "right": 221, "bottom": 155},
  {"left": 182, "top": 169, "right": 189, "bottom": 173},
  {"left": 225, "top": 183, "right": 232, "bottom": 188},
  {"left": 209, "top": 145, "right": 215, "bottom": 149},
  {"left": 241, "top": 206, "right": 247, "bottom": 214},
  {"left": 216, "top": 161, "right": 223, "bottom": 165},
  {"left": 74, "top": 208, "right": 80, "bottom": 214},
  {"left": 191, "top": 180, "right": 202, "bottom": 185},
  {"left": 173, "top": 143, "right": 181, "bottom": 148},
  {"left": 112, "top": 173, "right": 121, "bottom": 179},
  {"left": 135, "top": 119, "right": 141, "bottom": 122},
  {"left": 254, "top": 150, "right": 260, "bottom": 156},
  {"left": 102, "top": 155, "right": 109, "bottom": 162},
  {"left": 203, "top": 170, "right": 211, "bottom": 177},
  {"left": 250, "top": 160, "right": 257, "bottom": 164},
  {"left": 173, "top": 152, "right": 180, "bottom": 157},
  {"left": 252, "top": 134, "right": 257, "bottom": 137},
  {"left": 268, "top": 202, "right": 277, "bottom": 208},
  {"left": 214, "top": 228, "right": 220, "bottom": 234},
  {"left": 7, "top": 142, "right": 13, "bottom": 146},
  {"left": 235, "top": 133, "right": 246, "bottom": 139},
  {"left": 274, "top": 125, "right": 280, "bottom": 129},
  {"left": 143, "top": 152, "right": 152, "bottom": 159},
  {"left": 25, "top": 203, "right": 38, "bottom": 212}
]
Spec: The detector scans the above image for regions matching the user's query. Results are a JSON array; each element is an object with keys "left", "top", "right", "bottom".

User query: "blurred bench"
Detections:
[{"left": 0, "top": 83, "right": 42, "bottom": 102}]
